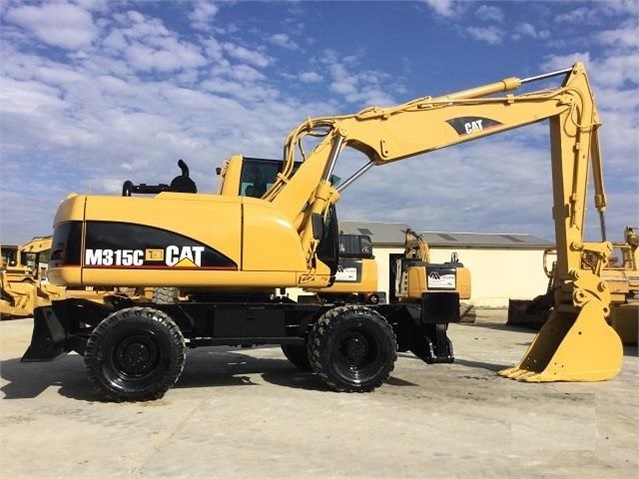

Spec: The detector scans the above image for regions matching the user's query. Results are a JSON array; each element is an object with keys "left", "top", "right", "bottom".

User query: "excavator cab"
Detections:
[{"left": 217, "top": 156, "right": 302, "bottom": 197}]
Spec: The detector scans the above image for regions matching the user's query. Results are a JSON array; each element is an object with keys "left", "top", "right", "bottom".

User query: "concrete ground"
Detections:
[{"left": 1, "top": 311, "right": 637, "bottom": 479}]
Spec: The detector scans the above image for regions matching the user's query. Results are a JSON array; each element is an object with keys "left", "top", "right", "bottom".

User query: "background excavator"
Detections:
[
  {"left": 395, "top": 228, "right": 471, "bottom": 305},
  {"left": 23, "top": 61, "right": 624, "bottom": 401}
]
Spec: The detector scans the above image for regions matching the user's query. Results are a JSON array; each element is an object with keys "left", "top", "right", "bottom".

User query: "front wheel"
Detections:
[
  {"left": 84, "top": 307, "right": 186, "bottom": 402},
  {"left": 307, "top": 305, "right": 397, "bottom": 392}
]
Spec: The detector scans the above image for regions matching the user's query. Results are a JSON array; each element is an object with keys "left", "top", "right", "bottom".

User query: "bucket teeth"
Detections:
[
  {"left": 500, "top": 302, "right": 622, "bottom": 383},
  {"left": 498, "top": 368, "right": 537, "bottom": 381}
]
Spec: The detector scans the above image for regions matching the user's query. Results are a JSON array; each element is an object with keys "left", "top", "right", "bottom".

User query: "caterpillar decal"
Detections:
[
  {"left": 52, "top": 221, "right": 237, "bottom": 270},
  {"left": 446, "top": 116, "right": 503, "bottom": 136}
]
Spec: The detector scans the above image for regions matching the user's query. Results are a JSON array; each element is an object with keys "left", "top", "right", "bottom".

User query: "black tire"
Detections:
[
  {"left": 152, "top": 287, "right": 178, "bottom": 304},
  {"left": 281, "top": 344, "right": 312, "bottom": 371},
  {"left": 84, "top": 307, "right": 186, "bottom": 402},
  {"left": 307, "top": 305, "right": 397, "bottom": 392}
]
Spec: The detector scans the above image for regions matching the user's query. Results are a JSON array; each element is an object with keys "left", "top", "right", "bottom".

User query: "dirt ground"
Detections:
[{"left": 1, "top": 311, "right": 637, "bottom": 479}]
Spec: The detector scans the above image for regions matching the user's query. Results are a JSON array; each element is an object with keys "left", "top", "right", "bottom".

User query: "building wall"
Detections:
[
  {"left": 374, "top": 247, "right": 405, "bottom": 299},
  {"left": 374, "top": 246, "right": 550, "bottom": 308}
]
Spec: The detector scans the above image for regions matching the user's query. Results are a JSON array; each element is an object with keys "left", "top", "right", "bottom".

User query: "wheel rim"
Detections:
[
  {"left": 334, "top": 326, "right": 384, "bottom": 382},
  {"left": 113, "top": 334, "right": 160, "bottom": 377}
]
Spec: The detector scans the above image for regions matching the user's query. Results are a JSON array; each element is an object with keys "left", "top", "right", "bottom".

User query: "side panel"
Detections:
[
  {"left": 49, "top": 193, "right": 310, "bottom": 288},
  {"left": 241, "top": 198, "right": 307, "bottom": 273},
  {"left": 80, "top": 193, "right": 242, "bottom": 286}
]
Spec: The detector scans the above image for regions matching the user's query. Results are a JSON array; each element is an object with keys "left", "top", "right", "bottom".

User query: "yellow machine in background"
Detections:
[
  {"left": 605, "top": 226, "right": 639, "bottom": 344},
  {"left": 304, "top": 233, "right": 382, "bottom": 304},
  {"left": 1, "top": 236, "right": 118, "bottom": 318},
  {"left": 395, "top": 228, "right": 471, "bottom": 303},
  {"left": 23, "top": 62, "right": 625, "bottom": 401},
  {"left": 509, "top": 226, "right": 638, "bottom": 345},
  {"left": 1, "top": 237, "right": 62, "bottom": 318}
]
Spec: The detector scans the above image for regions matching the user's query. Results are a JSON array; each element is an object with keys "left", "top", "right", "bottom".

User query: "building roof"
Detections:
[
  {"left": 339, "top": 221, "right": 410, "bottom": 245},
  {"left": 339, "top": 221, "right": 554, "bottom": 249}
]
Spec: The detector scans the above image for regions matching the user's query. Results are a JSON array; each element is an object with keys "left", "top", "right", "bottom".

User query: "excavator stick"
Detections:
[{"left": 499, "top": 301, "right": 623, "bottom": 382}]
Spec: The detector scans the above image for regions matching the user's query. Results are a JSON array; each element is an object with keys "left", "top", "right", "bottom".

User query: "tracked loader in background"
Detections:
[
  {"left": 23, "top": 62, "right": 623, "bottom": 401},
  {"left": 508, "top": 226, "right": 638, "bottom": 345}
]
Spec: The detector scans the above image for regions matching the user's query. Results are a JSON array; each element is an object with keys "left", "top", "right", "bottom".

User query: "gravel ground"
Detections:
[{"left": 1, "top": 311, "right": 637, "bottom": 479}]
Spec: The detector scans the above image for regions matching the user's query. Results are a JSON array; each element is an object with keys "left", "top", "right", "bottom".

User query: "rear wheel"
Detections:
[
  {"left": 84, "top": 307, "right": 186, "bottom": 402},
  {"left": 307, "top": 305, "right": 397, "bottom": 392},
  {"left": 281, "top": 344, "right": 312, "bottom": 371}
]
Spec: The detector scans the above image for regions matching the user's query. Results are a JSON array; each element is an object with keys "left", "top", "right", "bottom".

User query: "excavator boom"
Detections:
[{"left": 263, "top": 62, "right": 621, "bottom": 382}]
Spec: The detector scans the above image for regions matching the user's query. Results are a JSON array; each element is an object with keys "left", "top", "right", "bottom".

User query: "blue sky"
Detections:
[{"left": 1, "top": 0, "right": 637, "bottom": 245}]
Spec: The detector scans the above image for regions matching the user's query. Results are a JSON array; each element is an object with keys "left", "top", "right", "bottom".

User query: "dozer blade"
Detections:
[
  {"left": 21, "top": 306, "right": 69, "bottom": 361},
  {"left": 498, "top": 301, "right": 623, "bottom": 382}
]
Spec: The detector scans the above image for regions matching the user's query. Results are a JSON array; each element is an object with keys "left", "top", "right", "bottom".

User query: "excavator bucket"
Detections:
[{"left": 499, "top": 301, "right": 623, "bottom": 382}]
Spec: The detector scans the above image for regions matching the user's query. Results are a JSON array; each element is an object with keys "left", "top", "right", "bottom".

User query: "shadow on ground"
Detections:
[{"left": 0, "top": 348, "right": 336, "bottom": 401}]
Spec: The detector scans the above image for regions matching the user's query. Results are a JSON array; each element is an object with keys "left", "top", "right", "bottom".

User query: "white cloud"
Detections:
[
  {"left": 125, "top": 37, "right": 207, "bottom": 73},
  {"left": 268, "top": 33, "right": 298, "bottom": 50},
  {"left": 467, "top": 26, "right": 504, "bottom": 45},
  {"left": 189, "top": 0, "right": 218, "bottom": 31},
  {"left": 423, "top": 0, "right": 457, "bottom": 17},
  {"left": 300, "top": 71, "right": 322, "bottom": 83},
  {"left": 475, "top": 5, "right": 504, "bottom": 23},
  {"left": 0, "top": 1, "right": 636, "bottom": 246},
  {"left": 554, "top": 7, "right": 595, "bottom": 24},
  {"left": 321, "top": 52, "right": 397, "bottom": 106},
  {"left": 597, "top": 20, "right": 639, "bottom": 51},
  {"left": 513, "top": 23, "right": 550, "bottom": 40},
  {"left": 228, "top": 64, "right": 266, "bottom": 82},
  {"left": 5, "top": 1, "right": 96, "bottom": 50},
  {"left": 99, "top": 10, "right": 209, "bottom": 73},
  {"left": 222, "top": 43, "right": 271, "bottom": 68}
]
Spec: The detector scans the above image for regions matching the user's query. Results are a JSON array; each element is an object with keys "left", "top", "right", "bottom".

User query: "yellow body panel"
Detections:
[
  {"left": 315, "top": 258, "right": 378, "bottom": 295},
  {"left": 241, "top": 197, "right": 306, "bottom": 272},
  {"left": 84, "top": 192, "right": 241, "bottom": 264},
  {"left": 455, "top": 267, "right": 472, "bottom": 300},
  {"left": 398, "top": 264, "right": 471, "bottom": 301},
  {"left": 49, "top": 192, "right": 315, "bottom": 289}
]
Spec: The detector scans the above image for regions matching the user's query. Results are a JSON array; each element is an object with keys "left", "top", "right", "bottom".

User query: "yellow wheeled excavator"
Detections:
[{"left": 23, "top": 61, "right": 623, "bottom": 401}]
